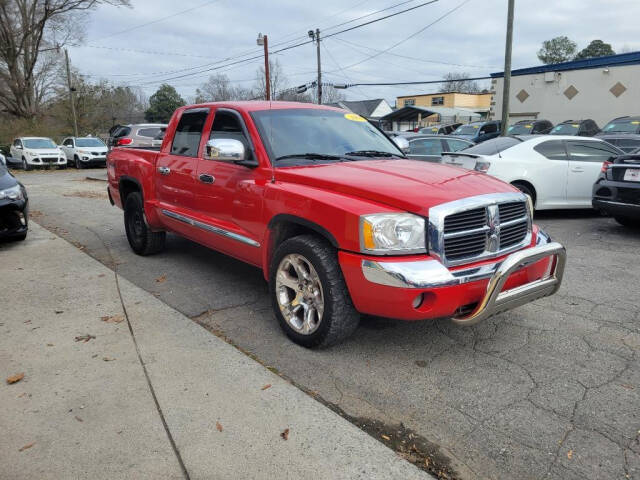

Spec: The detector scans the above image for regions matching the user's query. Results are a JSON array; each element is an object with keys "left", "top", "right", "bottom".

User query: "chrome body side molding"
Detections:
[{"left": 161, "top": 209, "right": 260, "bottom": 248}]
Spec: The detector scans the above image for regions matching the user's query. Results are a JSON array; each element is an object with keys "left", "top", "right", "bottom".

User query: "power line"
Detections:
[
  {"left": 124, "top": 0, "right": 442, "bottom": 87},
  {"left": 329, "top": 0, "right": 473, "bottom": 72},
  {"left": 89, "top": 0, "right": 222, "bottom": 43},
  {"left": 335, "top": 75, "right": 492, "bottom": 86},
  {"left": 331, "top": 36, "right": 499, "bottom": 69}
]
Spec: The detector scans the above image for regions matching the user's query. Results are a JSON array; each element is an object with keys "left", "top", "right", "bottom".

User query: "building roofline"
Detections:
[
  {"left": 491, "top": 51, "right": 640, "bottom": 78},
  {"left": 396, "top": 91, "right": 491, "bottom": 98}
]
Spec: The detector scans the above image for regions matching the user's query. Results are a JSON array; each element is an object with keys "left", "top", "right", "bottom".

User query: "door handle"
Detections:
[
  {"left": 571, "top": 167, "right": 584, "bottom": 172},
  {"left": 158, "top": 166, "right": 170, "bottom": 175},
  {"left": 199, "top": 173, "right": 215, "bottom": 184}
]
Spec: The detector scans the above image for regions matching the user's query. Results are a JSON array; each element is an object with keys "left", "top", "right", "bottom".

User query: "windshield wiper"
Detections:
[
  {"left": 344, "top": 150, "right": 403, "bottom": 158},
  {"left": 275, "top": 153, "right": 346, "bottom": 162}
]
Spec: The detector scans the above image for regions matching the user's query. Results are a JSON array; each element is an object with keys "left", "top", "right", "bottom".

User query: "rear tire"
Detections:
[
  {"left": 614, "top": 216, "right": 638, "bottom": 228},
  {"left": 124, "top": 192, "right": 166, "bottom": 255},
  {"left": 269, "top": 234, "right": 360, "bottom": 348}
]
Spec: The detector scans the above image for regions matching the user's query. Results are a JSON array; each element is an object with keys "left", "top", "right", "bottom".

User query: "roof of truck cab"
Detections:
[{"left": 185, "top": 101, "right": 344, "bottom": 113}]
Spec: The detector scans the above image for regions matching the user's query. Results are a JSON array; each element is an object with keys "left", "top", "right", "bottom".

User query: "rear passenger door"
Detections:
[
  {"left": 566, "top": 140, "right": 620, "bottom": 205},
  {"left": 155, "top": 108, "right": 210, "bottom": 235}
]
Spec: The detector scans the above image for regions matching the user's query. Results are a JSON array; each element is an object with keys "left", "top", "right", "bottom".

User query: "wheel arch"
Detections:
[
  {"left": 118, "top": 176, "right": 143, "bottom": 205},
  {"left": 263, "top": 214, "right": 339, "bottom": 280},
  {"left": 510, "top": 179, "right": 537, "bottom": 206}
]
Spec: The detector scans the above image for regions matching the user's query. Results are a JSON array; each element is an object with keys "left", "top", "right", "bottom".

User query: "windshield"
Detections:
[
  {"left": 462, "top": 136, "right": 522, "bottom": 155},
  {"left": 453, "top": 125, "right": 480, "bottom": 136},
  {"left": 602, "top": 120, "right": 640, "bottom": 134},
  {"left": 251, "top": 109, "right": 402, "bottom": 165},
  {"left": 551, "top": 123, "right": 580, "bottom": 135},
  {"left": 75, "top": 138, "right": 106, "bottom": 148},
  {"left": 508, "top": 124, "right": 534, "bottom": 135},
  {"left": 23, "top": 138, "right": 57, "bottom": 149}
]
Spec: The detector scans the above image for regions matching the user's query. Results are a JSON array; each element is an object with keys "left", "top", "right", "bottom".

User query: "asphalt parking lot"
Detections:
[{"left": 12, "top": 169, "right": 640, "bottom": 480}]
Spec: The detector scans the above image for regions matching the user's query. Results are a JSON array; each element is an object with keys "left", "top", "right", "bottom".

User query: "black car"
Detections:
[
  {"left": 593, "top": 154, "right": 640, "bottom": 227},
  {"left": 597, "top": 115, "right": 640, "bottom": 135},
  {"left": 550, "top": 119, "right": 600, "bottom": 137},
  {"left": 0, "top": 163, "right": 28, "bottom": 241},
  {"left": 418, "top": 123, "right": 462, "bottom": 135},
  {"left": 507, "top": 119, "right": 553, "bottom": 135},
  {"left": 596, "top": 134, "right": 640, "bottom": 154},
  {"left": 452, "top": 120, "right": 502, "bottom": 144}
]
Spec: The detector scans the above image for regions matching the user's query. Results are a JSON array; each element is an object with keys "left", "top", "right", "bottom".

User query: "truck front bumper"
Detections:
[{"left": 338, "top": 230, "right": 566, "bottom": 325}]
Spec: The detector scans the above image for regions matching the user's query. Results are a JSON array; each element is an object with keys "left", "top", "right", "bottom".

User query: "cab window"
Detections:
[
  {"left": 209, "top": 110, "right": 251, "bottom": 154},
  {"left": 170, "top": 109, "right": 209, "bottom": 157}
]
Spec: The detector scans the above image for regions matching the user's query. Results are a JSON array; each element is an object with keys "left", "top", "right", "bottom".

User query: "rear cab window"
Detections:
[{"left": 170, "top": 109, "right": 209, "bottom": 157}]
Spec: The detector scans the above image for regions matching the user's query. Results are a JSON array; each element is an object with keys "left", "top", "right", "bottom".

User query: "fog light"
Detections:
[
  {"left": 83, "top": 156, "right": 89, "bottom": 160},
  {"left": 412, "top": 293, "right": 424, "bottom": 309}
]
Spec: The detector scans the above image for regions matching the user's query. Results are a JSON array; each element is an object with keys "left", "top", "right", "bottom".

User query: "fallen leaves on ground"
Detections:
[
  {"left": 75, "top": 334, "right": 95, "bottom": 343},
  {"left": 567, "top": 450, "right": 573, "bottom": 460},
  {"left": 155, "top": 274, "right": 167, "bottom": 283},
  {"left": 216, "top": 421, "right": 223, "bottom": 432},
  {"left": 7, "top": 373, "right": 24, "bottom": 384},
  {"left": 75, "top": 416, "right": 83, "bottom": 422},
  {"left": 280, "top": 428, "right": 289, "bottom": 441},
  {"left": 261, "top": 384, "right": 271, "bottom": 390},
  {"left": 54, "top": 310, "right": 63, "bottom": 314},
  {"left": 18, "top": 442, "right": 34, "bottom": 452},
  {"left": 46, "top": 343, "right": 54, "bottom": 347},
  {"left": 101, "top": 314, "right": 124, "bottom": 324},
  {"left": 621, "top": 384, "right": 635, "bottom": 390},
  {"left": 381, "top": 434, "right": 391, "bottom": 441},
  {"left": 103, "top": 357, "right": 115, "bottom": 362}
]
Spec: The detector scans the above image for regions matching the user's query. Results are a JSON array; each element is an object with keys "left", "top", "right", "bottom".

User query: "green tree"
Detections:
[
  {"left": 145, "top": 84, "right": 185, "bottom": 123},
  {"left": 575, "top": 40, "right": 616, "bottom": 60},
  {"left": 537, "top": 36, "right": 577, "bottom": 64}
]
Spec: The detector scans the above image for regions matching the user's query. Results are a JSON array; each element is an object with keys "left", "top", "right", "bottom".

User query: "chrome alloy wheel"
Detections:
[{"left": 275, "top": 253, "right": 324, "bottom": 335}]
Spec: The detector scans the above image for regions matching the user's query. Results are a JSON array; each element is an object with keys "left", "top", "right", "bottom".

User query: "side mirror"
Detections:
[
  {"left": 204, "top": 138, "right": 246, "bottom": 162},
  {"left": 15, "top": 145, "right": 23, "bottom": 150},
  {"left": 392, "top": 136, "right": 410, "bottom": 154}
]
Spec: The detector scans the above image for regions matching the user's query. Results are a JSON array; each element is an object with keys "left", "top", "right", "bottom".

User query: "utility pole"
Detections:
[
  {"left": 500, "top": 0, "right": 515, "bottom": 136},
  {"left": 257, "top": 33, "right": 270, "bottom": 100},
  {"left": 309, "top": 29, "right": 322, "bottom": 104},
  {"left": 64, "top": 49, "right": 79, "bottom": 137}
]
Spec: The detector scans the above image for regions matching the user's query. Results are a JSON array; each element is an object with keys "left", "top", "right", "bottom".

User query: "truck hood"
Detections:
[{"left": 275, "top": 159, "right": 518, "bottom": 216}]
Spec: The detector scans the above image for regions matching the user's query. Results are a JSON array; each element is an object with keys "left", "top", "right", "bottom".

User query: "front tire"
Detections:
[
  {"left": 269, "top": 235, "right": 360, "bottom": 348},
  {"left": 22, "top": 157, "right": 31, "bottom": 171},
  {"left": 512, "top": 182, "right": 536, "bottom": 206},
  {"left": 124, "top": 192, "right": 166, "bottom": 255},
  {"left": 75, "top": 155, "right": 84, "bottom": 169}
]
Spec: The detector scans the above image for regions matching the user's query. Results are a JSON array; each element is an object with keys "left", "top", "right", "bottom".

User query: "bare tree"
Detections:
[
  {"left": 0, "top": 0, "right": 130, "bottom": 118},
  {"left": 194, "top": 73, "right": 251, "bottom": 102},
  {"left": 319, "top": 85, "right": 345, "bottom": 104},
  {"left": 253, "top": 58, "right": 288, "bottom": 100},
  {"left": 441, "top": 72, "right": 480, "bottom": 93}
]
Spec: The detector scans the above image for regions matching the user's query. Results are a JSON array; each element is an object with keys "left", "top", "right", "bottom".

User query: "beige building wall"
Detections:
[
  {"left": 490, "top": 64, "right": 640, "bottom": 125},
  {"left": 396, "top": 92, "right": 491, "bottom": 110}
]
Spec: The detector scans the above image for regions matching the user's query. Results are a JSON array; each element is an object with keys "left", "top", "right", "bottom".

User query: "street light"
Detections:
[{"left": 257, "top": 33, "right": 270, "bottom": 101}]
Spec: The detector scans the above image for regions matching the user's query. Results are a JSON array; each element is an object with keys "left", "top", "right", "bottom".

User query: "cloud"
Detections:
[{"left": 68, "top": 0, "right": 640, "bottom": 105}]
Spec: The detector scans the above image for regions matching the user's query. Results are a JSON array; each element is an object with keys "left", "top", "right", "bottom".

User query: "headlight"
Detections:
[
  {"left": 474, "top": 161, "right": 491, "bottom": 172},
  {"left": 0, "top": 184, "right": 24, "bottom": 201},
  {"left": 360, "top": 213, "right": 426, "bottom": 254}
]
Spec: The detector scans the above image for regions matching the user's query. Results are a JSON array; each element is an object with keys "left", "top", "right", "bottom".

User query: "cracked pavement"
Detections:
[{"left": 16, "top": 170, "right": 640, "bottom": 480}]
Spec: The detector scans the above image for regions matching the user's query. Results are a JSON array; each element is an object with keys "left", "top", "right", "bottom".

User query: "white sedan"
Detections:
[{"left": 441, "top": 135, "right": 623, "bottom": 209}]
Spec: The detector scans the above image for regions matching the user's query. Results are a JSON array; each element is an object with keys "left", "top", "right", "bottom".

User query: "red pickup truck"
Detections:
[{"left": 107, "top": 102, "right": 566, "bottom": 348}]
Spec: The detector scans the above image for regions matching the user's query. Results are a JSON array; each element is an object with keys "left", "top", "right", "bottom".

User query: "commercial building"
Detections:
[
  {"left": 490, "top": 51, "right": 640, "bottom": 127},
  {"left": 396, "top": 91, "right": 492, "bottom": 112}
]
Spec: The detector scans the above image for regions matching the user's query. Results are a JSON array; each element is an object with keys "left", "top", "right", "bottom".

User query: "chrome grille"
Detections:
[{"left": 428, "top": 193, "right": 532, "bottom": 267}]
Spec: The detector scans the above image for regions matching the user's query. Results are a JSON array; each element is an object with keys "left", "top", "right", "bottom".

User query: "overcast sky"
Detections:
[{"left": 68, "top": 0, "right": 640, "bottom": 105}]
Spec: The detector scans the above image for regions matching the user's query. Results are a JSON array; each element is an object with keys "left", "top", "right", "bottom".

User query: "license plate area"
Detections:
[{"left": 624, "top": 168, "right": 640, "bottom": 182}]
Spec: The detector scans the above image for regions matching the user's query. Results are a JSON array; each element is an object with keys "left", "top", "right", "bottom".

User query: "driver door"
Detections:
[{"left": 194, "top": 108, "right": 264, "bottom": 265}]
